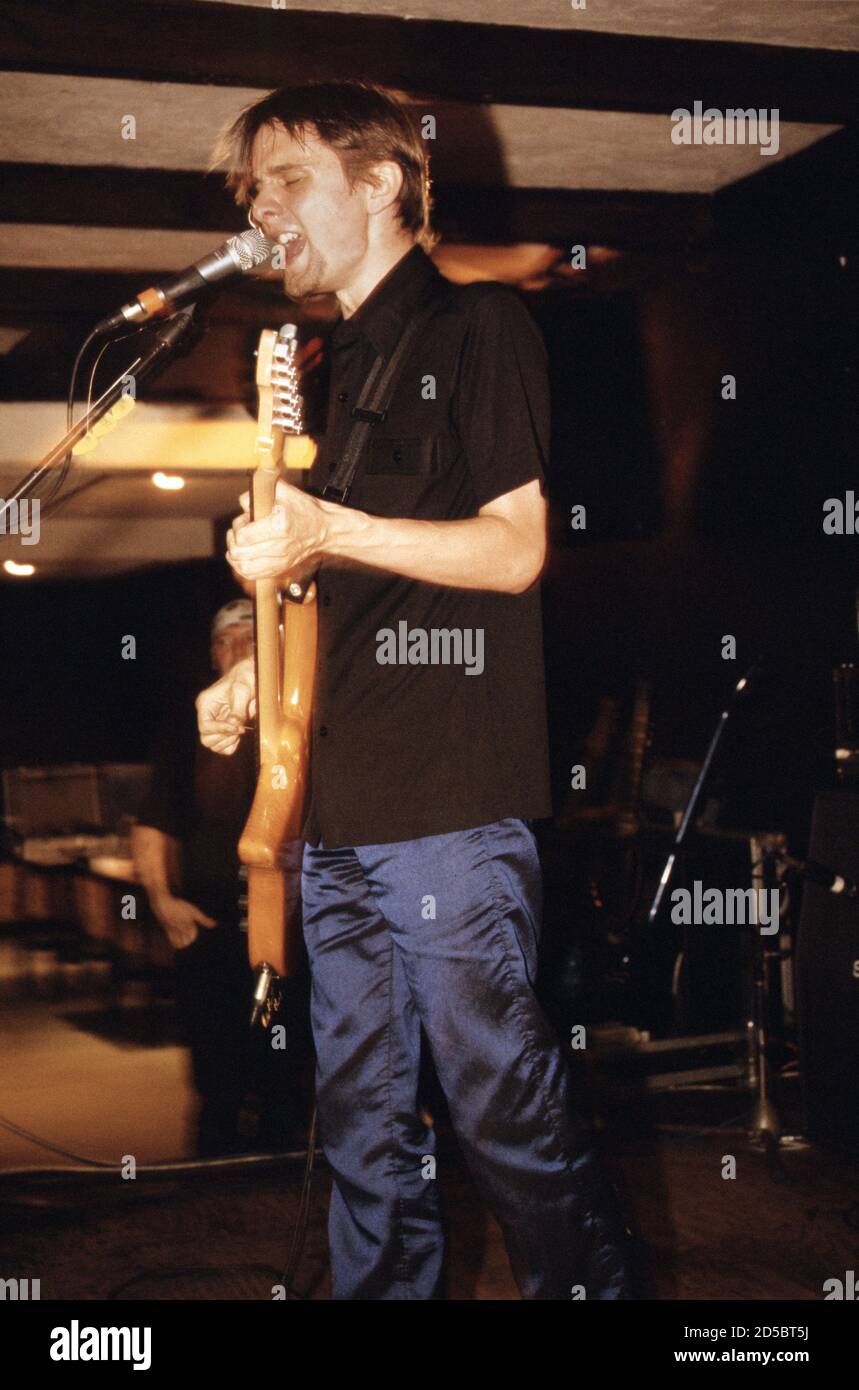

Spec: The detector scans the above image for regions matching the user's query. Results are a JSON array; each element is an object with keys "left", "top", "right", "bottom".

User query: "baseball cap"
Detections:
[{"left": 211, "top": 599, "right": 253, "bottom": 638}]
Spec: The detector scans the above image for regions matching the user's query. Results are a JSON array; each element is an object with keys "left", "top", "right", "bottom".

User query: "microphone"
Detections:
[{"left": 93, "top": 229, "right": 277, "bottom": 337}]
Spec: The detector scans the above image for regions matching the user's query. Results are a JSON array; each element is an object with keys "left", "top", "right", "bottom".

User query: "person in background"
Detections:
[{"left": 134, "top": 598, "right": 308, "bottom": 1156}]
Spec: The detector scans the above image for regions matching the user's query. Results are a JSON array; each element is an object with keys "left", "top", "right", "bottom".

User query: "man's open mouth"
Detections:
[{"left": 278, "top": 232, "right": 306, "bottom": 264}]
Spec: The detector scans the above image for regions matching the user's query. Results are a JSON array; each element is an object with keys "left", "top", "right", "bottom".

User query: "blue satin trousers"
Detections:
[{"left": 300, "top": 818, "right": 632, "bottom": 1300}]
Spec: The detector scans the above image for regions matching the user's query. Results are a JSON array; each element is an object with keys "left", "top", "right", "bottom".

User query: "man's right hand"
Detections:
[
  {"left": 196, "top": 656, "right": 256, "bottom": 755},
  {"left": 149, "top": 890, "right": 217, "bottom": 950}
]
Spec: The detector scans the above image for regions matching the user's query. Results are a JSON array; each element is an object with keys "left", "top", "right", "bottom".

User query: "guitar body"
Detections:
[
  {"left": 240, "top": 581, "right": 316, "bottom": 977},
  {"left": 239, "top": 326, "right": 317, "bottom": 992}
]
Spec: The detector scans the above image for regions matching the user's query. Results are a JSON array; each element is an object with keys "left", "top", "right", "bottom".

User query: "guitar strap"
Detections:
[{"left": 320, "top": 293, "right": 442, "bottom": 506}]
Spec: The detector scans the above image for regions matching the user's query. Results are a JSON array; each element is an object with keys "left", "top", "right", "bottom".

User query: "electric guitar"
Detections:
[{"left": 238, "top": 324, "right": 317, "bottom": 1027}]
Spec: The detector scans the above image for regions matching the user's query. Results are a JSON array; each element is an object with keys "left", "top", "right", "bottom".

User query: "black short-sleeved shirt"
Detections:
[
  {"left": 302, "top": 243, "right": 552, "bottom": 848},
  {"left": 136, "top": 701, "right": 257, "bottom": 925}
]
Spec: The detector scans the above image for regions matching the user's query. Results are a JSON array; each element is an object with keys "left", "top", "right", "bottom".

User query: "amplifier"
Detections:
[{"left": 796, "top": 789, "right": 859, "bottom": 1150}]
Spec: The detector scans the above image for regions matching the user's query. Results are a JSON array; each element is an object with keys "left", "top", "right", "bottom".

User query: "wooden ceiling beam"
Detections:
[
  {"left": 1, "top": 0, "right": 857, "bottom": 124},
  {"left": 0, "top": 166, "right": 713, "bottom": 252}
]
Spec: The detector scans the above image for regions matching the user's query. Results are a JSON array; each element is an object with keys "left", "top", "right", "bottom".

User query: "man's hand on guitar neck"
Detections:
[
  {"left": 227, "top": 481, "right": 332, "bottom": 583},
  {"left": 196, "top": 656, "right": 256, "bottom": 755},
  {"left": 227, "top": 476, "right": 546, "bottom": 595}
]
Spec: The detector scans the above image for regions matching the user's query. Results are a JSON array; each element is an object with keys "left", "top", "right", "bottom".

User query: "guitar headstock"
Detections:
[{"left": 255, "top": 324, "right": 316, "bottom": 472}]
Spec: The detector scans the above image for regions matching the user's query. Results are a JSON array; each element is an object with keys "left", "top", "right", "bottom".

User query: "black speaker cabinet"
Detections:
[{"left": 796, "top": 789, "right": 859, "bottom": 1151}]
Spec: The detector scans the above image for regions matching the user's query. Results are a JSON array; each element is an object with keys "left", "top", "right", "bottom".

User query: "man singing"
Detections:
[{"left": 198, "top": 80, "right": 631, "bottom": 1300}]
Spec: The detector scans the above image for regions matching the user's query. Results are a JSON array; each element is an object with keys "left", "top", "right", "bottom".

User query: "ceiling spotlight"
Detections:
[
  {"left": 3, "top": 560, "right": 35, "bottom": 576},
  {"left": 152, "top": 472, "right": 185, "bottom": 491}
]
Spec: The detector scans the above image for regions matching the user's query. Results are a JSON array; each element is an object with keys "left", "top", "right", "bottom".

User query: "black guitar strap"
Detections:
[{"left": 321, "top": 293, "right": 441, "bottom": 506}]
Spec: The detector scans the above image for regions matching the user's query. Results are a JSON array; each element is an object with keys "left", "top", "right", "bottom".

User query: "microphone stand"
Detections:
[
  {"left": 746, "top": 841, "right": 788, "bottom": 1148},
  {"left": 647, "top": 656, "right": 763, "bottom": 925},
  {"left": 643, "top": 657, "right": 808, "bottom": 1150},
  {"left": 0, "top": 307, "right": 200, "bottom": 526}
]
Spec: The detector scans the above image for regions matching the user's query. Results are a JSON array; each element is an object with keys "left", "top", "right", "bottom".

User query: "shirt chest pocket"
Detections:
[{"left": 365, "top": 436, "right": 443, "bottom": 476}]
